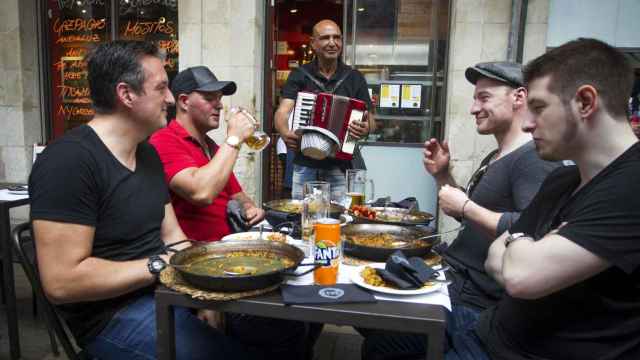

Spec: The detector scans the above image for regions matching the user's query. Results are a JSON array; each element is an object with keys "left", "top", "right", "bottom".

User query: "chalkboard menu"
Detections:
[
  {"left": 118, "top": 1, "right": 179, "bottom": 76},
  {"left": 46, "top": 0, "right": 179, "bottom": 139}
]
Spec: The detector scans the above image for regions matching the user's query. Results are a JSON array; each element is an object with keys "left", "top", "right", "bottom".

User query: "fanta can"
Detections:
[{"left": 313, "top": 218, "right": 341, "bottom": 285}]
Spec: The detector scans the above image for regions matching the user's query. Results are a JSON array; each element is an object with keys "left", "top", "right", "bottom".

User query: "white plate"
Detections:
[
  {"left": 350, "top": 263, "right": 441, "bottom": 296},
  {"left": 221, "top": 231, "right": 295, "bottom": 243}
]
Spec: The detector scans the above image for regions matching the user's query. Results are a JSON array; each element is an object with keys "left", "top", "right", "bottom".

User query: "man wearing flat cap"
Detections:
[
  {"left": 360, "top": 61, "right": 561, "bottom": 359},
  {"left": 423, "top": 61, "right": 561, "bottom": 316}
]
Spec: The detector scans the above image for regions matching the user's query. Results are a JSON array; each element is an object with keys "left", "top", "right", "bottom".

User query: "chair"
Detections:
[{"left": 12, "top": 222, "right": 86, "bottom": 359}]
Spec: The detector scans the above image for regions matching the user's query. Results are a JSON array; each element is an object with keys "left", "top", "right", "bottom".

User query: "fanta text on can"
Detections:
[{"left": 313, "top": 218, "right": 341, "bottom": 285}]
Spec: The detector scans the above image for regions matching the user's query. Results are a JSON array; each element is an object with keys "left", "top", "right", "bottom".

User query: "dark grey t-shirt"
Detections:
[{"left": 445, "top": 141, "right": 561, "bottom": 310}]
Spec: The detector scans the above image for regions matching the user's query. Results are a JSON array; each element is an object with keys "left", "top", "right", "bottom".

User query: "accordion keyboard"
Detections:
[{"left": 292, "top": 91, "right": 317, "bottom": 131}]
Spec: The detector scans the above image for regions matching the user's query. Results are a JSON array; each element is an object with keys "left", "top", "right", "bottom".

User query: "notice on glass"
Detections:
[
  {"left": 401, "top": 84, "right": 422, "bottom": 109},
  {"left": 380, "top": 84, "right": 400, "bottom": 108},
  {"left": 277, "top": 41, "right": 289, "bottom": 55}
]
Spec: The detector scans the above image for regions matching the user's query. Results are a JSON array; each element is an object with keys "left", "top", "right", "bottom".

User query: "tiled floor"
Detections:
[{"left": 0, "top": 264, "right": 362, "bottom": 360}]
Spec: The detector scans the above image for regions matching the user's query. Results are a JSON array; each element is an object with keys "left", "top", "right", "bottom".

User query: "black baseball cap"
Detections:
[
  {"left": 465, "top": 61, "right": 523, "bottom": 88},
  {"left": 171, "top": 66, "right": 236, "bottom": 98}
]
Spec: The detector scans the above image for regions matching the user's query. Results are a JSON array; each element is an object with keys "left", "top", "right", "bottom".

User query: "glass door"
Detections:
[{"left": 342, "top": 0, "right": 450, "bottom": 145}]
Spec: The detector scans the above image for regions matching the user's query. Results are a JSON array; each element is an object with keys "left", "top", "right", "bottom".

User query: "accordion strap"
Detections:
[{"left": 298, "top": 65, "right": 352, "bottom": 94}]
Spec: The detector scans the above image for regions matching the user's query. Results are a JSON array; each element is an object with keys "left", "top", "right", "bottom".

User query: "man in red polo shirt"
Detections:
[
  {"left": 149, "top": 66, "right": 265, "bottom": 242},
  {"left": 151, "top": 67, "right": 314, "bottom": 360}
]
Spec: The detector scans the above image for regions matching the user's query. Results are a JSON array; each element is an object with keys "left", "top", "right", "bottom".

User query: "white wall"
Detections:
[
  {"left": 179, "top": 0, "right": 264, "bottom": 203},
  {"left": 548, "top": 0, "right": 640, "bottom": 48},
  {"left": 439, "top": 0, "right": 550, "bottom": 240}
]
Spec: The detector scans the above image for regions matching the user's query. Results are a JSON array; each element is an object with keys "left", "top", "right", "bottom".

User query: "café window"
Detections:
[
  {"left": 43, "top": 0, "right": 179, "bottom": 139},
  {"left": 343, "top": 0, "right": 450, "bottom": 144}
]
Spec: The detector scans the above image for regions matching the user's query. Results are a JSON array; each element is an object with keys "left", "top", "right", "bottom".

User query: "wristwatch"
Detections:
[
  {"left": 504, "top": 232, "right": 531, "bottom": 247},
  {"left": 147, "top": 255, "right": 167, "bottom": 276},
  {"left": 225, "top": 135, "right": 241, "bottom": 150}
]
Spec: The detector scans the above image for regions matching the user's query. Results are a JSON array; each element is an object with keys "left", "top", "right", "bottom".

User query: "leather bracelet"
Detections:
[{"left": 461, "top": 199, "right": 471, "bottom": 220}]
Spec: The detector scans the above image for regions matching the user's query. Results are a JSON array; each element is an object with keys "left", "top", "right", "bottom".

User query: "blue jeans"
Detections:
[
  {"left": 360, "top": 305, "right": 490, "bottom": 360},
  {"left": 291, "top": 164, "right": 346, "bottom": 202},
  {"left": 85, "top": 294, "right": 263, "bottom": 360},
  {"left": 284, "top": 149, "right": 295, "bottom": 188}
]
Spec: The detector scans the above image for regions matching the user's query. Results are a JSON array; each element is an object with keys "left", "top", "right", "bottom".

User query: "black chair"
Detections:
[{"left": 12, "top": 222, "right": 87, "bottom": 359}]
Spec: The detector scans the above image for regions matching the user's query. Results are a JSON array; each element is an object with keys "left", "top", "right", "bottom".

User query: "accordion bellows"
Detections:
[{"left": 301, "top": 131, "right": 335, "bottom": 160}]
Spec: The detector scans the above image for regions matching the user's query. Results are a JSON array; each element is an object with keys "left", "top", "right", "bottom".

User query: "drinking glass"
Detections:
[
  {"left": 345, "top": 169, "right": 375, "bottom": 209},
  {"left": 301, "top": 181, "right": 330, "bottom": 256},
  {"left": 229, "top": 107, "right": 270, "bottom": 152}
]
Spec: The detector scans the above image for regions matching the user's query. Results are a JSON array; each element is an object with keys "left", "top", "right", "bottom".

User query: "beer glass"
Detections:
[
  {"left": 345, "top": 169, "right": 375, "bottom": 209},
  {"left": 229, "top": 107, "right": 270, "bottom": 152},
  {"left": 301, "top": 181, "right": 330, "bottom": 256}
]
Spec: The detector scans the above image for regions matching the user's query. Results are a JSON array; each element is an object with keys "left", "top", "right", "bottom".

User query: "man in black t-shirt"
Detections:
[
  {"left": 29, "top": 41, "right": 261, "bottom": 359},
  {"left": 274, "top": 19, "right": 371, "bottom": 201},
  {"left": 478, "top": 39, "right": 640, "bottom": 360},
  {"left": 364, "top": 39, "right": 640, "bottom": 360},
  {"left": 362, "top": 62, "right": 560, "bottom": 360}
]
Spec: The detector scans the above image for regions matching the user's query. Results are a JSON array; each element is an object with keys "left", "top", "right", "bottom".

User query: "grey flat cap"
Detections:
[{"left": 465, "top": 61, "right": 523, "bottom": 88}]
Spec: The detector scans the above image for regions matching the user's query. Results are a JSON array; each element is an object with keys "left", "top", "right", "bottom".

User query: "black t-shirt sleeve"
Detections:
[
  {"left": 281, "top": 68, "right": 306, "bottom": 100},
  {"left": 556, "top": 172, "right": 640, "bottom": 274},
  {"left": 29, "top": 140, "right": 99, "bottom": 226},
  {"left": 351, "top": 70, "right": 373, "bottom": 109}
]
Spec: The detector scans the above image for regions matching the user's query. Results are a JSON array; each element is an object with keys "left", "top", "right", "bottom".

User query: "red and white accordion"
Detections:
[{"left": 290, "top": 91, "right": 367, "bottom": 161}]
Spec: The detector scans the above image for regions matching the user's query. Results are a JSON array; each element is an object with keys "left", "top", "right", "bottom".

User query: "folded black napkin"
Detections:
[
  {"left": 370, "top": 197, "right": 419, "bottom": 211},
  {"left": 226, "top": 200, "right": 251, "bottom": 233},
  {"left": 376, "top": 250, "right": 438, "bottom": 290},
  {"left": 281, "top": 284, "right": 377, "bottom": 305}
]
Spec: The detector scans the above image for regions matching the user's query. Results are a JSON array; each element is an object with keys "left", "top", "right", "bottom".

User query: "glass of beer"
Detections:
[
  {"left": 345, "top": 169, "right": 375, "bottom": 209},
  {"left": 302, "top": 181, "right": 330, "bottom": 256},
  {"left": 229, "top": 107, "right": 271, "bottom": 152}
]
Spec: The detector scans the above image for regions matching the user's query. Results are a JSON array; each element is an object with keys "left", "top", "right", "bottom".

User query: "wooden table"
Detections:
[
  {"left": 0, "top": 188, "right": 29, "bottom": 360},
  {"left": 155, "top": 286, "right": 446, "bottom": 360}
]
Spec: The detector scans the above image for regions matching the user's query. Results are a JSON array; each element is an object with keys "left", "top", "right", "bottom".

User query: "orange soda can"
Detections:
[{"left": 313, "top": 218, "right": 341, "bottom": 285}]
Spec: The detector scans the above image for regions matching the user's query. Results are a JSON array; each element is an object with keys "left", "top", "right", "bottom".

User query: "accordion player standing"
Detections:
[{"left": 275, "top": 19, "right": 373, "bottom": 202}]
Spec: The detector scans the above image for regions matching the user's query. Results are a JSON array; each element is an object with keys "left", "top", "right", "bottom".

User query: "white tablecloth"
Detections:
[
  {"left": 253, "top": 221, "right": 452, "bottom": 310},
  {"left": 285, "top": 255, "right": 451, "bottom": 311}
]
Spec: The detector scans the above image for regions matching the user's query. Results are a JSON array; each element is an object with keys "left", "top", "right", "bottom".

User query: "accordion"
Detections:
[{"left": 291, "top": 91, "right": 367, "bottom": 161}]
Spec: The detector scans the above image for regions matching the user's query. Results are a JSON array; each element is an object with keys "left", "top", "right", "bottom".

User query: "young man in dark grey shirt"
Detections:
[{"left": 361, "top": 61, "right": 560, "bottom": 360}]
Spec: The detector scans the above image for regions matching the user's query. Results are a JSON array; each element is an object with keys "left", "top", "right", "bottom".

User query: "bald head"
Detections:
[
  {"left": 311, "top": 20, "right": 342, "bottom": 62},
  {"left": 312, "top": 20, "right": 341, "bottom": 37}
]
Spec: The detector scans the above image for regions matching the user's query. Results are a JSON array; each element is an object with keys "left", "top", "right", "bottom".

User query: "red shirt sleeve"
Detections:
[
  {"left": 226, "top": 172, "right": 243, "bottom": 196},
  {"left": 149, "top": 130, "right": 198, "bottom": 184}
]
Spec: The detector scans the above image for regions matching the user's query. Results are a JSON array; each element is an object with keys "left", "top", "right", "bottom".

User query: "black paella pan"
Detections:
[
  {"left": 167, "top": 240, "right": 317, "bottom": 292},
  {"left": 349, "top": 206, "right": 434, "bottom": 226},
  {"left": 342, "top": 224, "right": 439, "bottom": 262}
]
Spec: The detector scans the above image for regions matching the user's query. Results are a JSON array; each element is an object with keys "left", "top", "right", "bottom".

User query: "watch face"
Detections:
[
  {"left": 152, "top": 260, "right": 164, "bottom": 271},
  {"left": 227, "top": 136, "right": 240, "bottom": 146}
]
